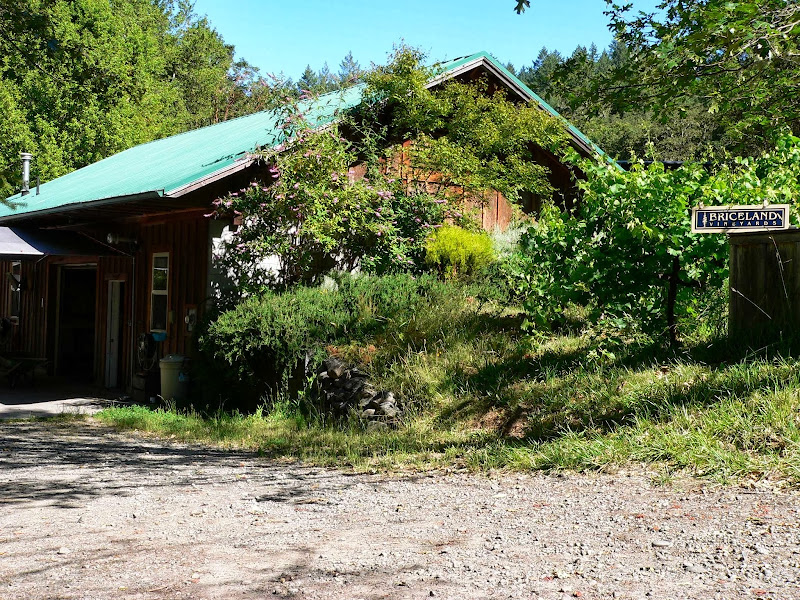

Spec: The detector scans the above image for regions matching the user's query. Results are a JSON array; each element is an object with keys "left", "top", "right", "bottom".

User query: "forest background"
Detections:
[{"left": 3, "top": 0, "right": 796, "bottom": 198}]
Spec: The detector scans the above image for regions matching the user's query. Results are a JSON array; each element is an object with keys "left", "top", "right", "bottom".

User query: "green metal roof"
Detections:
[
  {"left": 0, "top": 84, "right": 364, "bottom": 221},
  {"left": 0, "top": 51, "right": 614, "bottom": 222}
]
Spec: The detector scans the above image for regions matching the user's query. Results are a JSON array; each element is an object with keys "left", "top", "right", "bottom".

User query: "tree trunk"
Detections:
[{"left": 666, "top": 256, "right": 680, "bottom": 347}]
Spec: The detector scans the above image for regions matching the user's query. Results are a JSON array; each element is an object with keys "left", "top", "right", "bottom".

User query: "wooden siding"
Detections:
[
  {"left": 134, "top": 215, "right": 210, "bottom": 359},
  {"left": 0, "top": 211, "right": 210, "bottom": 388},
  {"left": 729, "top": 230, "right": 800, "bottom": 338},
  {"left": 365, "top": 140, "right": 574, "bottom": 232},
  {"left": 0, "top": 258, "right": 48, "bottom": 356}
]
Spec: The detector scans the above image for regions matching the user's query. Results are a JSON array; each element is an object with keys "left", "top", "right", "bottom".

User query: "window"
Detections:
[
  {"left": 9, "top": 262, "right": 20, "bottom": 322},
  {"left": 150, "top": 253, "right": 168, "bottom": 332}
]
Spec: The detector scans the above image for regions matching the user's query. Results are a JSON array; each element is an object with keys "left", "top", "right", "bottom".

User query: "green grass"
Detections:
[{"left": 97, "top": 301, "right": 800, "bottom": 485}]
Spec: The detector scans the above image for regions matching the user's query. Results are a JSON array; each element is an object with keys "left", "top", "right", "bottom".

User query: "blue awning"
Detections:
[{"left": 0, "top": 227, "right": 121, "bottom": 260}]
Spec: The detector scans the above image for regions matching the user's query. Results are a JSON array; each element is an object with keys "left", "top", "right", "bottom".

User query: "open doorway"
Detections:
[{"left": 54, "top": 266, "right": 97, "bottom": 381}]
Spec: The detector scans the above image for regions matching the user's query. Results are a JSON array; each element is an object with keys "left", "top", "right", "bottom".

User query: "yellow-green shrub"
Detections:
[{"left": 425, "top": 225, "right": 495, "bottom": 279}]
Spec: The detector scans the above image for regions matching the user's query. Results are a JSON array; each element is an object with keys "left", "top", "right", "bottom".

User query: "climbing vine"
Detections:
[{"left": 212, "top": 47, "right": 573, "bottom": 298}]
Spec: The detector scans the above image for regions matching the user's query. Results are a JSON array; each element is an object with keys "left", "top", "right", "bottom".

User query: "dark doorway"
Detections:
[{"left": 56, "top": 267, "right": 97, "bottom": 381}]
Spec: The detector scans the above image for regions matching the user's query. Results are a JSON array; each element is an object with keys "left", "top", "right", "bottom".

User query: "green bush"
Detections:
[
  {"left": 517, "top": 137, "right": 800, "bottom": 343},
  {"left": 197, "top": 273, "right": 466, "bottom": 410},
  {"left": 425, "top": 225, "right": 495, "bottom": 279}
]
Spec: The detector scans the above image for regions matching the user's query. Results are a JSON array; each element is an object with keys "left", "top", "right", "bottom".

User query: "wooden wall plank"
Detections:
[{"left": 730, "top": 230, "right": 800, "bottom": 338}]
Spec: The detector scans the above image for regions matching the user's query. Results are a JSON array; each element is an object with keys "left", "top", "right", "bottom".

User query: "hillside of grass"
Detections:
[{"left": 98, "top": 286, "right": 800, "bottom": 486}]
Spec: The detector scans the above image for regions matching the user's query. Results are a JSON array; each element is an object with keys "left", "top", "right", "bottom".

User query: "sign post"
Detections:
[{"left": 691, "top": 204, "right": 790, "bottom": 234}]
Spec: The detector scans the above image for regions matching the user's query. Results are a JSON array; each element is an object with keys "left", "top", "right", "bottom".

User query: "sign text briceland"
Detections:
[{"left": 691, "top": 204, "right": 791, "bottom": 233}]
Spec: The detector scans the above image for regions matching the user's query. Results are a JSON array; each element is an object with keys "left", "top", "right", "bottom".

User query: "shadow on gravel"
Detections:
[{"left": 0, "top": 421, "right": 366, "bottom": 510}]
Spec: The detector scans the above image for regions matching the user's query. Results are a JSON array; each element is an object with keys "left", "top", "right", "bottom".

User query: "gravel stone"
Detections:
[{"left": 2, "top": 420, "right": 800, "bottom": 600}]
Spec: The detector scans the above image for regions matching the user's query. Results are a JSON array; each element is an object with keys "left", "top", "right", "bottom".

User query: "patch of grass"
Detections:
[{"left": 98, "top": 292, "right": 800, "bottom": 485}]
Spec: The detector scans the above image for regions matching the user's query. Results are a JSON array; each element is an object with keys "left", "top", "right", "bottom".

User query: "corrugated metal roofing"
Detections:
[
  {"left": 0, "top": 84, "right": 364, "bottom": 221},
  {"left": 0, "top": 51, "right": 614, "bottom": 222}
]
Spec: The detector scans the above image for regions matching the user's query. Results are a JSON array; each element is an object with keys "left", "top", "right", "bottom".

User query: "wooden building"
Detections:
[{"left": 0, "top": 51, "right": 608, "bottom": 392}]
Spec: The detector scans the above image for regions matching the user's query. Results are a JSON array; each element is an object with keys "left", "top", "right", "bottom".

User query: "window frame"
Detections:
[{"left": 150, "top": 252, "right": 169, "bottom": 333}]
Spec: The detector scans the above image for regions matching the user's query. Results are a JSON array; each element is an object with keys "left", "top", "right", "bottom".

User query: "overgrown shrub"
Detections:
[
  {"left": 197, "top": 273, "right": 469, "bottom": 410},
  {"left": 518, "top": 136, "right": 800, "bottom": 344},
  {"left": 425, "top": 225, "right": 495, "bottom": 279}
]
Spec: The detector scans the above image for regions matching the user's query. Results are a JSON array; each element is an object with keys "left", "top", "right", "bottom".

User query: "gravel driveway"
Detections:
[{"left": 1, "top": 420, "right": 799, "bottom": 600}]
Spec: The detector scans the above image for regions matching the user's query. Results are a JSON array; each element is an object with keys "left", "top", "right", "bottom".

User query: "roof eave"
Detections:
[
  {"left": 166, "top": 155, "right": 256, "bottom": 198},
  {"left": 0, "top": 190, "right": 164, "bottom": 226}
]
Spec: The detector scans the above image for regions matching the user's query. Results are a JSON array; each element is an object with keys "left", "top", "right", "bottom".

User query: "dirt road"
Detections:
[{"left": 1, "top": 421, "right": 799, "bottom": 599}]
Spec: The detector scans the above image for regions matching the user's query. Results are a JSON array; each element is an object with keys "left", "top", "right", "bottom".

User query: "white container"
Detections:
[{"left": 159, "top": 355, "right": 185, "bottom": 401}]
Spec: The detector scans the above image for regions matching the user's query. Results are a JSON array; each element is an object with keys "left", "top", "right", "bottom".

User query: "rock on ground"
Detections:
[{"left": 1, "top": 421, "right": 799, "bottom": 599}]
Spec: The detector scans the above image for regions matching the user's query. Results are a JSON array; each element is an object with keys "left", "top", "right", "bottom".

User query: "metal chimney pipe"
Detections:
[{"left": 20, "top": 152, "right": 32, "bottom": 196}]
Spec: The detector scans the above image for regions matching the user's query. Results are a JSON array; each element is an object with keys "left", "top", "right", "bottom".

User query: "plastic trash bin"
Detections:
[{"left": 159, "top": 354, "right": 185, "bottom": 401}]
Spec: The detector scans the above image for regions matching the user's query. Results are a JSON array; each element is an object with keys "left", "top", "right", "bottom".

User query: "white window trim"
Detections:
[{"left": 150, "top": 252, "right": 169, "bottom": 333}]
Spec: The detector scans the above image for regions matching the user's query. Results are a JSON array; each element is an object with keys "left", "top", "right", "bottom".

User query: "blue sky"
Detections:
[{"left": 192, "top": 0, "right": 658, "bottom": 80}]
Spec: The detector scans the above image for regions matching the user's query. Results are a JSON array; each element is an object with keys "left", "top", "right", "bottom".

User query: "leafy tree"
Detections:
[
  {"left": 211, "top": 95, "right": 447, "bottom": 294},
  {"left": 0, "top": 0, "right": 187, "bottom": 195},
  {"left": 518, "top": 48, "right": 564, "bottom": 108},
  {"left": 361, "top": 46, "right": 570, "bottom": 206},
  {"left": 518, "top": 40, "right": 729, "bottom": 161},
  {"left": 0, "top": 0, "right": 279, "bottom": 199},
  {"left": 297, "top": 64, "right": 321, "bottom": 94},
  {"left": 167, "top": 10, "right": 235, "bottom": 128},
  {"left": 213, "top": 46, "right": 576, "bottom": 297},
  {"left": 519, "top": 135, "right": 800, "bottom": 344},
  {"left": 603, "top": 0, "right": 800, "bottom": 150}
]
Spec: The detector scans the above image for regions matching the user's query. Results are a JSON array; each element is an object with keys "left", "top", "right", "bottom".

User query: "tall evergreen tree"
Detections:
[
  {"left": 338, "top": 51, "right": 362, "bottom": 86},
  {"left": 297, "top": 64, "right": 320, "bottom": 94}
]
